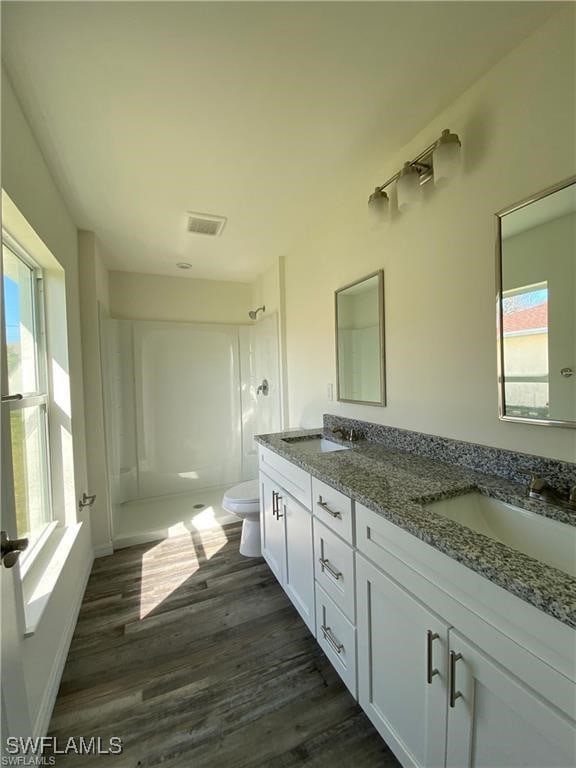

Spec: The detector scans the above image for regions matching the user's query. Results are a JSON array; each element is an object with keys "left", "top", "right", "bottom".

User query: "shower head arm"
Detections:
[{"left": 249, "top": 305, "right": 266, "bottom": 320}]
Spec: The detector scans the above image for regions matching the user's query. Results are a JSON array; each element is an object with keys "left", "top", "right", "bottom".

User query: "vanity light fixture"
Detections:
[
  {"left": 368, "top": 128, "right": 461, "bottom": 215},
  {"left": 368, "top": 188, "right": 390, "bottom": 220}
]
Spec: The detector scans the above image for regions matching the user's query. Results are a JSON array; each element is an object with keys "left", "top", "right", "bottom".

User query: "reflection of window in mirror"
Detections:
[{"left": 502, "top": 282, "right": 549, "bottom": 419}]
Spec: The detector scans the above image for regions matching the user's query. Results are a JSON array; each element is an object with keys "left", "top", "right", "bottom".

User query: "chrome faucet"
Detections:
[
  {"left": 527, "top": 473, "right": 576, "bottom": 511},
  {"left": 331, "top": 426, "right": 362, "bottom": 443}
]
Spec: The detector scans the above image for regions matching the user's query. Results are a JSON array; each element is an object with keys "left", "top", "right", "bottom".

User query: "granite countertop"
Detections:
[{"left": 255, "top": 428, "right": 576, "bottom": 629}]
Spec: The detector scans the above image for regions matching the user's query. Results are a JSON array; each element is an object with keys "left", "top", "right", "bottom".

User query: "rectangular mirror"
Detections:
[
  {"left": 497, "top": 176, "right": 576, "bottom": 427},
  {"left": 335, "top": 270, "right": 385, "bottom": 406}
]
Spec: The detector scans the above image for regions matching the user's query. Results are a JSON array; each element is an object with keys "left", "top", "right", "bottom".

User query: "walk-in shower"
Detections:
[{"left": 100, "top": 314, "right": 281, "bottom": 546}]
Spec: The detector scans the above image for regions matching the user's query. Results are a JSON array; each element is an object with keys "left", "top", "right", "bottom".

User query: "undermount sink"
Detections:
[
  {"left": 281, "top": 434, "right": 351, "bottom": 453},
  {"left": 425, "top": 493, "right": 576, "bottom": 577}
]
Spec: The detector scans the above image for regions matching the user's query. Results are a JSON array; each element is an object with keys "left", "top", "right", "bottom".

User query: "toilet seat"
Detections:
[{"left": 223, "top": 479, "right": 259, "bottom": 514}]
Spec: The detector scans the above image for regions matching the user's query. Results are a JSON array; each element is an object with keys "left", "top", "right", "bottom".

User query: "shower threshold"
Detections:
[{"left": 112, "top": 485, "right": 240, "bottom": 550}]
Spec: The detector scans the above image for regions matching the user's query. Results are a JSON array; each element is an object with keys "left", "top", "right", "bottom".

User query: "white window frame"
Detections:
[{"left": 2, "top": 231, "right": 55, "bottom": 570}]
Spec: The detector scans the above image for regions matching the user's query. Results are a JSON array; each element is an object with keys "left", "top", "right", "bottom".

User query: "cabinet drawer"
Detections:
[
  {"left": 259, "top": 445, "right": 312, "bottom": 510},
  {"left": 314, "top": 519, "right": 355, "bottom": 622},
  {"left": 316, "top": 583, "right": 357, "bottom": 698},
  {"left": 312, "top": 477, "right": 354, "bottom": 544}
]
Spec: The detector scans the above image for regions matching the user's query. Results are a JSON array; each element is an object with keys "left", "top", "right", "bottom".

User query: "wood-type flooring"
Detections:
[{"left": 48, "top": 522, "right": 400, "bottom": 767}]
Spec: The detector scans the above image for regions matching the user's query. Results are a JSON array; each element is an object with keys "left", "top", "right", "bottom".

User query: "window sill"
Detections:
[
  {"left": 22, "top": 522, "right": 83, "bottom": 636},
  {"left": 19, "top": 521, "right": 59, "bottom": 581}
]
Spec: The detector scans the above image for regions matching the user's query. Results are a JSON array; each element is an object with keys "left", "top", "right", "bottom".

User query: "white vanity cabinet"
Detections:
[
  {"left": 355, "top": 503, "right": 576, "bottom": 768},
  {"left": 258, "top": 443, "right": 576, "bottom": 768},
  {"left": 259, "top": 447, "right": 315, "bottom": 634},
  {"left": 356, "top": 554, "right": 449, "bottom": 768},
  {"left": 445, "top": 629, "right": 575, "bottom": 768}
]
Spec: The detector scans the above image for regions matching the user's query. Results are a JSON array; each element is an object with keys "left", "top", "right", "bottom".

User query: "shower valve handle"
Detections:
[{"left": 256, "top": 379, "right": 269, "bottom": 396}]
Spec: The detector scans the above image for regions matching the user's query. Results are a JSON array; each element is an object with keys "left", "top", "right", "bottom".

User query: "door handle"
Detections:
[
  {"left": 449, "top": 650, "right": 463, "bottom": 707},
  {"left": 1, "top": 531, "right": 29, "bottom": 569},
  {"left": 79, "top": 492, "right": 96, "bottom": 509},
  {"left": 426, "top": 630, "right": 440, "bottom": 684},
  {"left": 272, "top": 491, "right": 283, "bottom": 520}
]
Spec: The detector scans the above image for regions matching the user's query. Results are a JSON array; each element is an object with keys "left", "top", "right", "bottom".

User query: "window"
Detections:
[
  {"left": 502, "top": 282, "right": 549, "bottom": 418},
  {"left": 2, "top": 238, "right": 52, "bottom": 544}
]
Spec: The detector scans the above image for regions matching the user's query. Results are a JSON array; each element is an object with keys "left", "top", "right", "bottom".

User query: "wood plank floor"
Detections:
[{"left": 48, "top": 522, "right": 400, "bottom": 767}]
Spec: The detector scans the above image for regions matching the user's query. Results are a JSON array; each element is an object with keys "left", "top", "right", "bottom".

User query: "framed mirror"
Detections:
[
  {"left": 335, "top": 270, "right": 385, "bottom": 406},
  {"left": 496, "top": 176, "right": 576, "bottom": 427}
]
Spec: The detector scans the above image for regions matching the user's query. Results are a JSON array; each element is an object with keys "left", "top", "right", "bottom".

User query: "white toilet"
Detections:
[{"left": 222, "top": 479, "right": 261, "bottom": 557}]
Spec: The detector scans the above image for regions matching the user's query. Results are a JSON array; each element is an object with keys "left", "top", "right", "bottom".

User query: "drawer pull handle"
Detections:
[
  {"left": 426, "top": 630, "right": 440, "bottom": 685},
  {"left": 319, "top": 557, "right": 342, "bottom": 581},
  {"left": 317, "top": 499, "right": 342, "bottom": 519},
  {"left": 321, "top": 624, "right": 344, "bottom": 655},
  {"left": 449, "top": 651, "right": 463, "bottom": 708}
]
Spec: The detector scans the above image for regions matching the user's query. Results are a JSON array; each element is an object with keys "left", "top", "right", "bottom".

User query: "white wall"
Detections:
[
  {"left": 283, "top": 8, "right": 576, "bottom": 462},
  {"left": 78, "top": 231, "right": 112, "bottom": 553},
  {"left": 109, "top": 270, "right": 252, "bottom": 324},
  {"left": 251, "top": 259, "right": 282, "bottom": 316},
  {"left": 251, "top": 257, "right": 289, "bottom": 425},
  {"left": 1, "top": 68, "right": 93, "bottom": 733}
]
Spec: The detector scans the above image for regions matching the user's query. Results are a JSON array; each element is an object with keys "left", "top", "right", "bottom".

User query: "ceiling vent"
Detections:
[{"left": 186, "top": 211, "right": 227, "bottom": 237}]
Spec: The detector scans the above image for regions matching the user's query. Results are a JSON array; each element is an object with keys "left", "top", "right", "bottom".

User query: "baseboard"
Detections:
[
  {"left": 32, "top": 550, "right": 94, "bottom": 739},
  {"left": 93, "top": 543, "right": 114, "bottom": 558}
]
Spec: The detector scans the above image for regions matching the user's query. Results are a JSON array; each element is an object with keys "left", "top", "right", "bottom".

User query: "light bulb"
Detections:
[
  {"left": 433, "top": 129, "right": 461, "bottom": 185},
  {"left": 368, "top": 188, "right": 389, "bottom": 221},
  {"left": 396, "top": 162, "right": 421, "bottom": 210}
]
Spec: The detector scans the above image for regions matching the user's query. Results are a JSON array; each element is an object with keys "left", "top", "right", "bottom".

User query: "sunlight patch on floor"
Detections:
[
  {"left": 139, "top": 536, "right": 199, "bottom": 619},
  {"left": 191, "top": 508, "right": 229, "bottom": 558},
  {"left": 138, "top": 510, "right": 229, "bottom": 618}
]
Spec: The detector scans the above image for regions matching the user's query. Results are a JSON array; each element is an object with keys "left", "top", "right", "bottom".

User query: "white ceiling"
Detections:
[{"left": 2, "top": 1, "right": 561, "bottom": 282}]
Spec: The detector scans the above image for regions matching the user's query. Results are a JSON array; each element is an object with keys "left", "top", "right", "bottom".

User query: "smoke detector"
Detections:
[{"left": 186, "top": 211, "right": 227, "bottom": 237}]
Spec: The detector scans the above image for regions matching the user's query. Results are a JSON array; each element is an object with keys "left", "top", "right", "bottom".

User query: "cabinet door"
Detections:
[
  {"left": 446, "top": 629, "right": 576, "bottom": 768},
  {"left": 356, "top": 554, "right": 449, "bottom": 768},
  {"left": 284, "top": 494, "right": 315, "bottom": 634},
  {"left": 260, "top": 472, "right": 285, "bottom": 584}
]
